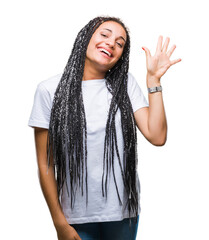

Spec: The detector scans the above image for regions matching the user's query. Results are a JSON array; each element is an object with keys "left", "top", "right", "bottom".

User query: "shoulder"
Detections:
[
  {"left": 127, "top": 71, "right": 134, "bottom": 79},
  {"left": 127, "top": 71, "right": 141, "bottom": 93},
  {"left": 35, "top": 73, "right": 62, "bottom": 102},
  {"left": 127, "top": 72, "right": 140, "bottom": 88},
  {"left": 37, "top": 73, "right": 62, "bottom": 93}
]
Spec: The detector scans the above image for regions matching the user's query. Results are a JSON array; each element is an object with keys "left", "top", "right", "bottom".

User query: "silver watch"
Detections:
[{"left": 148, "top": 85, "right": 162, "bottom": 93}]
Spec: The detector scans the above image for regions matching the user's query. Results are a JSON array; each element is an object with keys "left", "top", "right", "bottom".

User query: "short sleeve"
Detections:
[
  {"left": 127, "top": 73, "right": 149, "bottom": 112},
  {"left": 28, "top": 83, "right": 51, "bottom": 129}
]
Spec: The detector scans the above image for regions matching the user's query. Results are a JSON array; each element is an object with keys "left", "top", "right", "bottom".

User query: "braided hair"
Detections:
[{"left": 47, "top": 16, "right": 139, "bottom": 224}]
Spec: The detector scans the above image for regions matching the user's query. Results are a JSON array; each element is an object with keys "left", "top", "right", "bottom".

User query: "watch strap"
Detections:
[{"left": 148, "top": 85, "right": 162, "bottom": 93}]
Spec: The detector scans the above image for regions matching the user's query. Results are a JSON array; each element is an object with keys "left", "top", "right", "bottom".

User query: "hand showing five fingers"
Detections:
[{"left": 142, "top": 36, "right": 181, "bottom": 82}]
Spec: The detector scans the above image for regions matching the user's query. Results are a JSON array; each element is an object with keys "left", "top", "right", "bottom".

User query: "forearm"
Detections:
[
  {"left": 38, "top": 163, "right": 69, "bottom": 229},
  {"left": 147, "top": 75, "right": 167, "bottom": 145}
]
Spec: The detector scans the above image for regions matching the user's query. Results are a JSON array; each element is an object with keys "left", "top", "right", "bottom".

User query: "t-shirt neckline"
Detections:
[{"left": 82, "top": 78, "right": 105, "bottom": 85}]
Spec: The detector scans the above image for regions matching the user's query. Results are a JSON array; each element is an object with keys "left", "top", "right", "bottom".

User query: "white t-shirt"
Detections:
[{"left": 28, "top": 72, "right": 149, "bottom": 224}]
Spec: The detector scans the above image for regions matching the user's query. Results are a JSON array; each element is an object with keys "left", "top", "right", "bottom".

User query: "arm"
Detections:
[
  {"left": 34, "top": 127, "right": 81, "bottom": 240},
  {"left": 134, "top": 36, "right": 181, "bottom": 146},
  {"left": 134, "top": 88, "right": 167, "bottom": 146}
]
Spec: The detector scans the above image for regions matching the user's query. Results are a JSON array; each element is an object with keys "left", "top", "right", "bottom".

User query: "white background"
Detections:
[{"left": 0, "top": 0, "right": 208, "bottom": 239}]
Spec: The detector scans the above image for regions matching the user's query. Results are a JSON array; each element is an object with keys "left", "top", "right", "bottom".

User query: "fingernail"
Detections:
[{"left": 142, "top": 47, "right": 145, "bottom": 51}]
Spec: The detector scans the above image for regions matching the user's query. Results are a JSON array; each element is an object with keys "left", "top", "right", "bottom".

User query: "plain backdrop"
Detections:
[{"left": 0, "top": 0, "right": 208, "bottom": 239}]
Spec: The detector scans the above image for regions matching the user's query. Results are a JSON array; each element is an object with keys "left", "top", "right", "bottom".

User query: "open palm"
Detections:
[{"left": 142, "top": 36, "right": 181, "bottom": 80}]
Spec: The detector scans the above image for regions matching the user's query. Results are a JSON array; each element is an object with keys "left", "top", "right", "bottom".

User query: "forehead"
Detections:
[{"left": 96, "top": 21, "right": 127, "bottom": 39}]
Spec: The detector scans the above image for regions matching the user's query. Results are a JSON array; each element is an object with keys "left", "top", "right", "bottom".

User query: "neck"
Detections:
[{"left": 82, "top": 59, "right": 107, "bottom": 81}]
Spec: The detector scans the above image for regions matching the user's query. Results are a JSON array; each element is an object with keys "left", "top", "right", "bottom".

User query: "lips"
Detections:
[{"left": 97, "top": 47, "right": 113, "bottom": 58}]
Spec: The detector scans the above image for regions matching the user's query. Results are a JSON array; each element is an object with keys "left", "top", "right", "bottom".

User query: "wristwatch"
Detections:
[{"left": 148, "top": 85, "right": 162, "bottom": 93}]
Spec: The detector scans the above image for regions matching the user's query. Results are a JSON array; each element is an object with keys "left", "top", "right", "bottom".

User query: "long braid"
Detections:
[{"left": 47, "top": 16, "right": 139, "bottom": 225}]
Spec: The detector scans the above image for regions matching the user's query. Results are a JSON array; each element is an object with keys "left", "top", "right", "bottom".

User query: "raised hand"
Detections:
[{"left": 142, "top": 36, "right": 181, "bottom": 84}]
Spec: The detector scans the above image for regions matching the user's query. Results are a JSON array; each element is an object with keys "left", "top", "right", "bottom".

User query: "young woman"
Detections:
[{"left": 28, "top": 16, "right": 181, "bottom": 240}]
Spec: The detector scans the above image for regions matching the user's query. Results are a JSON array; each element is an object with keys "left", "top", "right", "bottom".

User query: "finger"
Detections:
[
  {"left": 76, "top": 233, "right": 82, "bottom": 240},
  {"left": 170, "top": 58, "right": 182, "bottom": 66},
  {"left": 162, "top": 37, "right": 170, "bottom": 53},
  {"left": 167, "top": 45, "right": 176, "bottom": 58},
  {"left": 142, "top": 46, "right": 151, "bottom": 58},
  {"left": 155, "top": 35, "right": 163, "bottom": 54}
]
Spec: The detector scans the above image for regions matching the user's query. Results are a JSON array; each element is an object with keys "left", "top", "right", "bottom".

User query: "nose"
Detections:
[{"left": 105, "top": 37, "right": 115, "bottom": 48}]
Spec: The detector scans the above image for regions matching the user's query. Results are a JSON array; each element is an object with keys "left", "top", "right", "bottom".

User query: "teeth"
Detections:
[{"left": 99, "top": 48, "right": 111, "bottom": 57}]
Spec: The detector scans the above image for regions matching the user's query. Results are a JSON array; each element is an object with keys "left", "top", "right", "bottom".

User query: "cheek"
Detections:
[
  {"left": 115, "top": 49, "right": 124, "bottom": 61},
  {"left": 86, "top": 41, "right": 96, "bottom": 58},
  {"left": 86, "top": 37, "right": 99, "bottom": 55},
  {"left": 87, "top": 41, "right": 93, "bottom": 52},
  {"left": 89, "top": 35, "right": 100, "bottom": 47}
]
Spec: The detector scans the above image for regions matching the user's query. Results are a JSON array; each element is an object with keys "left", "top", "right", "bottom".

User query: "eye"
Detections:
[
  {"left": 101, "top": 33, "right": 107, "bottom": 37},
  {"left": 116, "top": 42, "right": 123, "bottom": 48}
]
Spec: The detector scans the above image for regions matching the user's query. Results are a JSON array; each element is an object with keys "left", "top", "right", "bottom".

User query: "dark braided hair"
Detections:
[{"left": 47, "top": 16, "right": 139, "bottom": 225}]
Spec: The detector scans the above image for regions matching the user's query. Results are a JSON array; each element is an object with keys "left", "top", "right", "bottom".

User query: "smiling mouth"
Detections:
[{"left": 97, "top": 47, "right": 113, "bottom": 58}]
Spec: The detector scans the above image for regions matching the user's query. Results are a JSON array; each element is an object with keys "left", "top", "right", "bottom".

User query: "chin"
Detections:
[
  {"left": 93, "top": 59, "right": 114, "bottom": 72},
  {"left": 85, "top": 55, "right": 118, "bottom": 74}
]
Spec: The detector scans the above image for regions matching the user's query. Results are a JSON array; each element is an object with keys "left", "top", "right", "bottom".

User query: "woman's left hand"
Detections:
[{"left": 142, "top": 36, "right": 181, "bottom": 84}]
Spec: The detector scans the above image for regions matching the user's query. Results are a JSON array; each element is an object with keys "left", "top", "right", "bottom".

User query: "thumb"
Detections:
[{"left": 142, "top": 46, "right": 151, "bottom": 58}]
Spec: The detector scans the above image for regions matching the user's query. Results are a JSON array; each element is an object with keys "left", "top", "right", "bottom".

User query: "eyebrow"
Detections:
[{"left": 102, "top": 28, "right": 126, "bottom": 42}]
